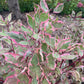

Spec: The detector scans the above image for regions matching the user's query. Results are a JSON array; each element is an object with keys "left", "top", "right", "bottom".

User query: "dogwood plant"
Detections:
[{"left": 0, "top": 0, "right": 84, "bottom": 84}]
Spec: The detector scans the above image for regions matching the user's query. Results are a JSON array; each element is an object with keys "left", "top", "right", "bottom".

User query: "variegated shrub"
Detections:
[{"left": 0, "top": 0, "right": 84, "bottom": 84}]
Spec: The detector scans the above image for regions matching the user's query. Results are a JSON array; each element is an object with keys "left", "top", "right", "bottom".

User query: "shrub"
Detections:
[{"left": 0, "top": 0, "right": 84, "bottom": 84}]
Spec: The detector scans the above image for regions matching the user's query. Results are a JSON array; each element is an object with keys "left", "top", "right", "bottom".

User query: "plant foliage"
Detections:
[{"left": 0, "top": 0, "right": 84, "bottom": 84}]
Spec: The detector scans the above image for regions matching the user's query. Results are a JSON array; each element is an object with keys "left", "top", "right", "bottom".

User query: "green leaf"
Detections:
[
  {"left": 53, "top": 3, "right": 64, "bottom": 13},
  {"left": 4, "top": 54, "right": 18, "bottom": 64},
  {"left": 52, "top": 21, "right": 63, "bottom": 28},
  {"left": 0, "top": 32, "right": 7, "bottom": 36},
  {"left": 21, "top": 26, "right": 33, "bottom": 36},
  {"left": 21, "top": 26, "right": 29, "bottom": 32},
  {"left": 5, "top": 13, "right": 12, "bottom": 22},
  {"left": 57, "top": 40, "right": 70, "bottom": 50},
  {"left": 79, "top": 45, "right": 84, "bottom": 50},
  {"left": 29, "top": 65, "right": 41, "bottom": 78},
  {"left": 34, "top": 3, "right": 39, "bottom": 11},
  {"left": 40, "top": 13, "right": 48, "bottom": 22},
  {"left": 0, "top": 48, "right": 9, "bottom": 54},
  {"left": 50, "top": 38, "right": 55, "bottom": 48},
  {"left": 53, "top": 52, "right": 60, "bottom": 59},
  {"left": 30, "top": 54, "right": 41, "bottom": 78},
  {"left": 19, "top": 41, "right": 29, "bottom": 45},
  {"left": 77, "top": 48, "right": 83, "bottom": 56},
  {"left": 42, "top": 79, "right": 48, "bottom": 84},
  {"left": 33, "top": 33, "right": 39, "bottom": 40},
  {"left": 7, "top": 33, "right": 25, "bottom": 42},
  {"left": 42, "top": 43, "right": 47, "bottom": 52},
  {"left": 32, "top": 77, "right": 38, "bottom": 84},
  {"left": 27, "top": 15, "right": 35, "bottom": 29},
  {"left": 61, "top": 42, "right": 70, "bottom": 49},
  {"left": 2, "top": 38, "right": 11, "bottom": 45},
  {"left": 6, "top": 71, "right": 14, "bottom": 78},
  {"left": 61, "top": 54, "right": 77, "bottom": 60},
  {"left": 30, "top": 39, "right": 35, "bottom": 46},
  {"left": 0, "top": 20, "right": 6, "bottom": 26},
  {"left": 47, "top": 54, "right": 55, "bottom": 69},
  {"left": 0, "top": 63, "right": 11, "bottom": 75},
  {"left": 25, "top": 51, "right": 32, "bottom": 58},
  {"left": 0, "top": 15, "right": 6, "bottom": 26},
  {"left": 46, "top": 22, "right": 52, "bottom": 34},
  {"left": 55, "top": 67, "right": 61, "bottom": 76},
  {"left": 31, "top": 54, "right": 38, "bottom": 66},
  {"left": 45, "top": 35, "right": 50, "bottom": 46},
  {"left": 18, "top": 73, "right": 29, "bottom": 84},
  {"left": 40, "top": 0, "right": 49, "bottom": 12},
  {"left": 0, "top": 15, "right": 3, "bottom": 20},
  {"left": 35, "top": 11, "right": 40, "bottom": 24}
]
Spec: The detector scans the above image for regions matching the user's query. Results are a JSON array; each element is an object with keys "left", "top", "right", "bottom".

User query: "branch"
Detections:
[{"left": 62, "top": 54, "right": 84, "bottom": 72}]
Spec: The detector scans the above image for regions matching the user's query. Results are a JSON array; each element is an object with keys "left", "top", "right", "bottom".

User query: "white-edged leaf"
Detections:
[
  {"left": 33, "top": 33, "right": 39, "bottom": 40},
  {"left": 61, "top": 54, "right": 77, "bottom": 60},
  {"left": 53, "top": 3, "right": 64, "bottom": 13},
  {"left": 53, "top": 52, "right": 60, "bottom": 59},
  {"left": 0, "top": 32, "right": 7, "bottom": 36},
  {"left": 40, "top": 13, "right": 48, "bottom": 22},
  {"left": 40, "top": 0, "right": 49, "bottom": 12},
  {"left": 19, "top": 41, "right": 29, "bottom": 45},
  {"left": 47, "top": 54, "right": 55, "bottom": 69},
  {"left": 27, "top": 15, "right": 35, "bottom": 29},
  {"left": 5, "top": 13, "right": 12, "bottom": 22}
]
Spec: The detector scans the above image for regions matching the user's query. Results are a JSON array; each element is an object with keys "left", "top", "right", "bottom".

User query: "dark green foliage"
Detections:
[
  {"left": 46, "top": 0, "right": 59, "bottom": 10},
  {"left": 19, "top": 0, "right": 40, "bottom": 13},
  {"left": 0, "top": 0, "right": 40, "bottom": 13},
  {"left": 60, "top": 0, "right": 80, "bottom": 15},
  {"left": 0, "top": 0, "right": 9, "bottom": 12},
  {"left": 46, "top": 0, "right": 80, "bottom": 15}
]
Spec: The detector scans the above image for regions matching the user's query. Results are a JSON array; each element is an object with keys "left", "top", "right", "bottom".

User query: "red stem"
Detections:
[
  {"left": 59, "top": 60, "right": 64, "bottom": 68},
  {"left": 62, "top": 54, "right": 84, "bottom": 71}
]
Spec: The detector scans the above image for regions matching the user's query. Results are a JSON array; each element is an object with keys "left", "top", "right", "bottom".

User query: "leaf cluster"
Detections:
[{"left": 0, "top": 0, "right": 84, "bottom": 84}]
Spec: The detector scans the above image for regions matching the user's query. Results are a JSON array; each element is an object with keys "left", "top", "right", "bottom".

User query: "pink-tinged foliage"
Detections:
[
  {"left": 5, "top": 52, "right": 20, "bottom": 58},
  {"left": 4, "top": 75, "right": 20, "bottom": 84},
  {"left": 11, "top": 31, "right": 20, "bottom": 34},
  {"left": 60, "top": 53, "right": 78, "bottom": 60},
  {"left": 40, "top": 0, "right": 49, "bottom": 13},
  {"left": 57, "top": 20, "right": 64, "bottom": 24},
  {"left": 0, "top": 0, "right": 84, "bottom": 84},
  {"left": 11, "top": 39, "right": 27, "bottom": 47},
  {"left": 53, "top": 3, "right": 64, "bottom": 13},
  {"left": 11, "top": 39, "right": 17, "bottom": 44}
]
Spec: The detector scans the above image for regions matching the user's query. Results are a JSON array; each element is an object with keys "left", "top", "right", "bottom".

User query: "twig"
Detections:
[
  {"left": 62, "top": 54, "right": 84, "bottom": 71},
  {"left": 59, "top": 60, "right": 64, "bottom": 68}
]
